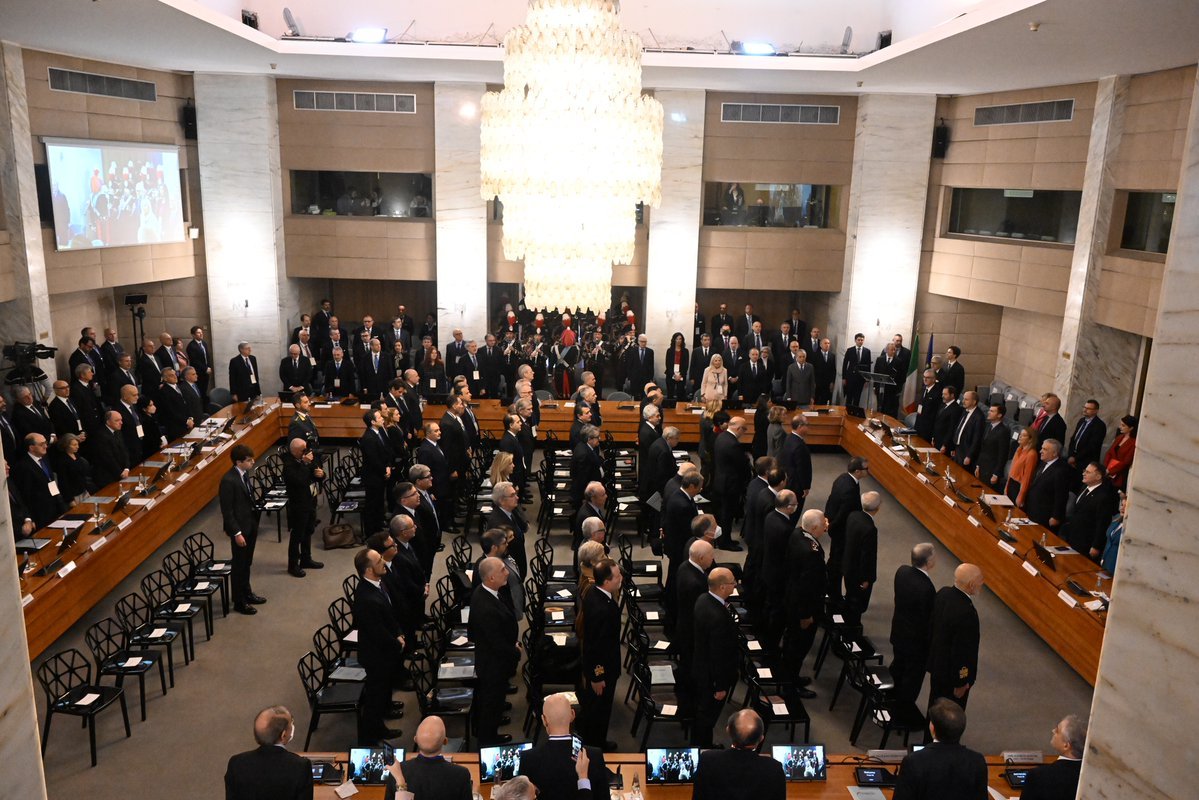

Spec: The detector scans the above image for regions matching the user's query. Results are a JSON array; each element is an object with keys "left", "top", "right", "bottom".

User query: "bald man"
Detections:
[
  {"left": 385, "top": 716, "right": 473, "bottom": 800},
  {"left": 692, "top": 709, "right": 786, "bottom": 800},
  {"left": 927, "top": 564, "right": 984, "bottom": 710},
  {"left": 519, "top": 693, "right": 612, "bottom": 800},
  {"left": 224, "top": 705, "right": 312, "bottom": 800},
  {"left": 471, "top": 556, "right": 521, "bottom": 744},
  {"left": 712, "top": 416, "right": 749, "bottom": 551},
  {"left": 282, "top": 437, "right": 325, "bottom": 577},
  {"left": 691, "top": 567, "right": 740, "bottom": 747}
]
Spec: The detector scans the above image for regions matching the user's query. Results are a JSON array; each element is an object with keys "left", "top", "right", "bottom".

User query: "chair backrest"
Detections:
[
  {"left": 115, "top": 592, "right": 152, "bottom": 630},
  {"left": 141, "top": 569, "right": 175, "bottom": 608},
  {"left": 312, "top": 624, "right": 341, "bottom": 668},
  {"left": 208, "top": 387, "right": 232, "bottom": 409},
  {"left": 434, "top": 575, "right": 457, "bottom": 608},
  {"left": 37, "top": 648, "right": 92, "bottom": 702},
  {"left": 328, "top": 597, "right": 354, "bottom": 635},
  {"left": 608, "top": 391, "right": 632, "bottom": 401},
  {"left": 183, "top": 532, "right": 214, "bottom": 564},
  {"left": 162, "top": 550, "right": 193, "bottom": 586},
  {"left": 85, "top": 617, "right": 127, "bottom": 664},
  {"left": 342, "top": 574, "right": 360, "bottom": 601},
  {"left": 406, "top": 652, "right": 434, "bottom": 711},
  {"left": 451, "top": 534, "right": 472, "bottom": 562},
  {"left": 297, "top": 651, "right": 324, "bottom": 701},
  {"left": 534, "top": 536, "right": 553, "bottom": 563}
]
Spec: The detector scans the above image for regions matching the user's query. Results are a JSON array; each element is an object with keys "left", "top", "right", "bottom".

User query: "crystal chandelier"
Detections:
[{"left": 481, "top": 0, "right": 663, "bottom": 313}]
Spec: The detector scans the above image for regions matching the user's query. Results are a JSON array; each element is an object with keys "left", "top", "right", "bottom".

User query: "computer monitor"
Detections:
[
  {"left": 479, "top": 741, "right": 533, "bottom": 783},
  {"left": 773, "top": 744, "right": 827, "bottom": 782},
  {"left": 347, "top": 747, "right": 400, "bottom": 785},
  {"left": 645, "top": 747, "right": 700, "bottom": 784},
  {"left": 1032, "top": 541, "right": 1058, "bottom": 571}
]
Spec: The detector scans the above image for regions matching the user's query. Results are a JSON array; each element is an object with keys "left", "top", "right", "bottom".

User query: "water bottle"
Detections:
[{"left": 630, "top": 772, "right": 643, "bottom": 800}]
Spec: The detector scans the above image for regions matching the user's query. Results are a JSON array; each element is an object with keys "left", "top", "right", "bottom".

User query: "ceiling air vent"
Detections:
[
  {"left": 48, "top": 68, "right": 157, "bottom": 102},
  {"left": 974, "top": 99, "right": 1074, "bottom": 126},
  {"left": 721, "top": 103, "right": 840, "bottom": 125},
  {"left": 293, "top": 91, "right": 416, "bottom": 114}
]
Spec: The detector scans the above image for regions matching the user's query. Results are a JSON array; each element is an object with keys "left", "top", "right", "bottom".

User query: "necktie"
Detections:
[
  {"left": 293, "top": 359, "right": 298, "bottom": 370},
  {"left": 857, "top": 347, "right": 861, "bottom": 361},
  {"left": 640, "top": 349, "right": 645, "bottom": 362},
  {"left": 374, "top": 354, "right": 380, "bottom": 371},
  {"left": 752, "top": 363, "right": 757, "bottom": 376},
  {"left": 242, "top": 471, "right": 252, "bottom": 495},
  {"left": 40, "top": 458, "right": 51, "bottom": 479},
  {"left": 755, "top": 335, "right": 762, "bottom": 349},
  {"left": 0, "top": 416, "right": 10, "bottom": 436},
  {"left": 1077, "top": 418, "right": 1090, "bottom": 442},
  {"left": 125, "top": 370, "right": 133, "bottom": 383},
  {"left": 956, "top": 410, "right": 970, "bottom": 444},
  {"left": 244, "top": 357, "right": 251, "bottom": 372}
]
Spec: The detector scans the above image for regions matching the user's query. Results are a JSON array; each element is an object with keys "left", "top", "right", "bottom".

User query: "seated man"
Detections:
[
  {"left": 692, "top": 709, "right": 786, "bottom": 800},
  {"left": 1020, "top": 714, "right": 1086, "bottom": 800},
  {"left": 893, "top": 698, "right": 987, "bottom": 800}
]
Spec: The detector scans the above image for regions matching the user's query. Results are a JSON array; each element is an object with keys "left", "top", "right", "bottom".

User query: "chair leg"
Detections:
[
  {"left": 136, "top": 674, "right": 148, "bottom": 722},
  {"left": 88, "top": 713, "right": 98, "bottom": 767},
  {"left": 305, "top": 710, "right": 319, "bottom": 750},
  {"left": 829, "top": 662, "right": 850, "bottom": 710},
  {"left": 120, "top": 693, "right": 131, "bottom": 737},
  {"left": 40, "top": 711, "right": 53, "bottom": 755},
  {"left": 640, "top": 718, "right": 653, "bottom": 750},
  {"left": 879, "top": 724, "right": 891, "bottom": 749},
  {"left": 157, "top": 658, "right": 168, "bottom": 696},
  {"left": 164, "top": 643, "right": 176, "bottom": 687},
  {"left": 813, "top": 630, "right": 832, "bottom": 676}
]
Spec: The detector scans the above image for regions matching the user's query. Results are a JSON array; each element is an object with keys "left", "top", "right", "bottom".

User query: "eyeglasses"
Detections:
[{"left": 402, "top": 492, "right": 418, "bottom": 500}]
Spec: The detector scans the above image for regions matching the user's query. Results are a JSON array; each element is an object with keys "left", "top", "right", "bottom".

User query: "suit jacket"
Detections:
[
  {"left": 219, "top": 467, "right": 258, "bottom": 539},
  {"left": 185, "top": 339, "right": 211, "bottom": 379},
  {"left": 581, "top": 585, "right": 622, "bottom": 684},
  {"left": 710, "top": 313, "right": 734, "bottom": 339},
  {"left": 892, "top": 741, "right": 988, "bottom": 800},
  {"left": 116, "top": 403, "right": 148, "bottom": 466},
  {"left": 812, "top": 348, "right": 836, "bottom": 393},
  {"left": 761, "top": 510, "right": 794, "bottom": 596},
  {"left": 692, "top": 593, "right": 739, "bottom": 692},
  {"left": 914, "top": 382, "right": 944, "bottom": 442},
  {"left": 646, "top": 436, "right": 677, "bottom": 501},
  {"left": 949, "top": 406, "right": 985, "bottom": 463},
  {"left": 623, "top": 347, "right": 655, "bottom": 389},
  {"left": 1025, "top": 459, "right": 1072, "bottom": 528},
  {"left": 498, "top": 431, "right": 526, "bottom": 485},
  {"left": 779, "top": 433, "right": 812, "bottom": 496},
  {"left": 975, "top": 421, "right": 1011, "bottom": 486},
  {"left": 674, "top": 560, "right": 709, "bottom": 662},
  {"left": 824, "top": 473, "right": 862, "bottom": 542},
  {"left": 181, "top": 380, "right": 206, "bottom": 422},
  {"left": 69, "top": 381, "right": 103, "bottom": 434},
  {"left": 664, "top": 347, "right": 690, "bottom": 388},
  {"left": 842, "top": 511, "right": 878, "bottom": 586},
  {"left": 889, "top": 565, "right": 936, "bottom": 655},
  {"left": 10, "top": 454, "right": 68, "bottom": 528},
  {"left": 738, "top": 360, "right": 772, "bottom": 403},
  {"left": 570, "top": 442, "right": 604, "bottom": 508},
  {"left": 438, "top": 412, "right": 470, "bottom": 475},
  {"left": 357, "top": 352, "right": 395, "bottom": 400},
  {"left": 89, "top": 426, "right": 130, "bottom": 487},
  {"left": 48, "top": 395, "right": 84, "bottom": 439},
  {"left": 692, "top": 747, "right": 786, "bottom": 800},
  {"left": 487, "top": 507, "right": 529, "bottom": 544},
  {"left": 1020, "top": 758, "right": 1082, "bottom": 800},
  {"left": 104, "top": 367, "right": 139, "bottom": 405},
  {"left": 1067, "top": 416, "right": 1107, "bottom": 468},
  {"left": 873, "top": 354, "right": 905, "bottom": 401},
  {"left": 156, "top": 383, "right": 192, "bottom": 441},
  {"left": 637, "top": 421, "right": 661, "bottom": 501},
  {"left": 138, "top": 351, "right": 164, "bottom": 392},
  {"left": 1065, "top": 481, "right": 1118, "bottom": 555},
  {"left": 228, "top": 354, "right": 261, "bottom": 400},
  {"left": 712, "top": 430, "right": 748, "bottom": 498},
  {"left": 387, "top": 755, "right": 474, "bottom": 800},
  {"left": 1034, "top": 412, "right": 1067, "bottom": 447},
  {"left": 927, "top": 586, "right": 980, "bottom": 691},
  {"left": 519, "top": 739, "right": 611, "bottom": 800},
  {"left": 283, "top": 456, "right": 319, "bottom": 530},
  {"left": 0, "top": 415, "right": 17, "bottom": 467},
  {"left": 734, "top": 314, "right": 760, "bottom": 340},
  {"left": 322, "top": 358, "right": 358, "bottom": 397},
  {"left": 287, "top": 412, "right": 321, "bottom": 453},
  {"left": 469, "top": 584, "right": 520, "bottom": 679},
  {"left": 932, "top": 401, "right": 963, "bottom": 452},
  {"left": 940, "top": 361, "right": 966, "bottom": 397},
  {"left": 354, "top": 579, "right": 405, "bottom": 671},
  {"left": 662, "top": 489, "right": 699, "bottom": 564},
  {"left": 278, "top": 356, "right": 313, "bottom": 394},
  {"left": 155, "top": 344, "right": 182, "bottom": 372},
  {"left": 99, "top": 340, "right": 126, "bottom": 372},
  {"left": 13, "top": 403, "right": 53, "bottom": 443},
  {"left": 224, "top": 744, "right": 313, "bottom": 800},
  {"left": 390, "top": 544, "right": 426, "bottom": 626},
  {"left": 740, "top": 477, "right": 772, "bottom": 547},
  {"left": 689, "top": 347, "right": 714, "bottom": 386},
  {"left": 785, "top": 361, "right": 816, "bottom": 404},
  {"left": 842, "top": 346, "right": 872, "bottom": 384},
  {"left": 784, "top": 530, "right": 825, "bottom": 620},
  {"left": 416, "top": 439, "right": 452, "bottom": 499}
]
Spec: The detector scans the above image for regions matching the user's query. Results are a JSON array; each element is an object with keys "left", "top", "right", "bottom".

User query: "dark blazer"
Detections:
[
  {"left": 662, "top": 488, "right": 699, "bottom": 564},
  {"left": 646, "top": 435, "right": 677, "bottom": 501},
  {"left": 48, "top": 395, "right": 84, "bottom": 439},
  {"left": 692, "top": 593, "right": 739, "bottom": 693},
  {"left": 761, "top": 510, "right": 794, "bottom": 596},
  {"left": 740, "top": 477, "right": 772, "bottom": 549},
  {"left": 573, "top": 502, "right": 605, "bottom": 547},
  {"left": 779, "top": 432, "right": 812, "bottom": 496},
  {"left": 69, "top": 380, "right": 103, "bottom": 434},
  {"left": 842, "top": 511, "right": 878, "bottom": 586},
  {"left": 156, "top": 383, "right": 192, "bottom": 441},
  {"left": 1067, "top": 416, "right": 1108, "bottom": 468},
  {"left": 354, "top": 579, "right": 405, "bottom": 671},
  {"left": 785, "top": 361, "right": 815, "bottom": 404},
  {"left": 948, "top": 406, "right": 985, "bottom": 464},
  {"left": 582, "top": 584, "right": 622, "bottom": 684},
  {"left": 498, "top": 430, "right": 526, "bottom": 486},
  {"left": 89, "top": 426, "right": 130, "bottom": 487},
  {"left": 824, "top": 473, "right": 862, "bottom": 542},
  {"left": 104, "top": 367, "right": 139, "bottom": 405},
  {"left": 219, "top": 467, "right": 258, "bottom": 539},
  {"left": 1065, "top": 481, "right": 1119, "bottom": 556},
  {"left": 228, "top": 354, "right": 261, "bottom": 401},
  {"left": 927, "top": 586, "right": 980, "bottom": 693},
  {"left": 224, "top": 744, "right": 313, "bottom": 800},
  {"left": 1, "top": 415, "right": 17, "bottom": 467},
  {"left": 469, "top": 584, "right": 520, "bottom": 678},
  {"left": 692, "top": 747, "right": 786, "bottom": 800},
  {"left": 712, "top": 430, "right": 748, "bottom": 498},
  {"left": 1035, "top": 413, "right": 1067, "bottom": 448},
  {"left": 154, "top": 345, "right": 181, "bottom": 372},
  {"left": 784, "top": 530, "right": 825, "bottom": 621},
  {"left": 360, "top": 427, "right": 396, "bottom": 490},
  {"left": 416, "top": 439, "right": 452, "bottom": 499},
  {"left": 738, "top": 359, "right": 772, "bottom": 403},
  {"left": 519, "top": 739, "right": 611, "bottom": 800},
  {"left": 975, "top": 421, "right": 1011, "bottom": 487},
  {"left": 1025, "top": 459, "right": 1072, "bottom": 529},
  {"left": 390, "top": 544, "right": 426, "bottom": 627},
  {"left": 570, "top": 441, "right": 604, "bottom": 508},
  {"left": 812, "top": 348, "right": 837, "bottom": 394},
  {"left": 357, "top": 352, "right": 395, "bottom": 400},
  {"left": 185, "top": 339, "right": 211, "bottom": 380},
  {"left": 438, "top": 413, "right": 470, "bottom": 476},
  {"left": 664, "top": 347, "right": 690, "bottom": 388},
  {"left": 116, "top": 402, "right": 147, "bottom": 467},
  {"left": 181, "top": 380, "right": 206, "bottom": 422},
  {"left": 892, "top": 741, "right": 988, "bottom": 800},
  {"left": 623, "top": 346, "right": 655, "bottom": 390},
  {"left": 387, "top": 755, "right": 474, "bottom": 800},
  {"left": 283, "top": 456, "right": 319, "bottom": 531},
  {"left": 138, "top": 351, "right": 164, "bottom": 392},
  {"left": 940, "top": 361, "right": 966, "bottom": 397},
  {"left": 1020, "top": 758, "right": 1082, "bottom": 800},
  {"left": 278, "top": 356, "right": 313, "bottom": 394},
  {"left": 322, "top": 358, "right": 358, "bottom": 397},
  {"left": 689, "top": 346, "right": 714, "bottom": 386},
  {"left": 674, "top": 560, "right": 709, "bottom": 662},
  {"left": 11, "top": 453, "right": 68, "bottom": 527},
  {"left": 842, "top": 346, "right": 872, "bottom": 385},
  {"left": 99, "top": 340, "right": 126, "bottom": 371},
  {"left": 932, "top": 401, "right": 963, "bottom": 452},
  {"left": 914, "top": 382, "right": 943, "bottom": 442},
  {"left": 710, "top": 313, "right": 734, "bottom": 339},
  {"left": 52, "top": 449, "right": 91, "bottom": 500},
  {"left": 889, "top": 565, "right": 936, "bottom": 655},
  {"left": 13, "top": 403, "right": 53, "bottom": 443}
]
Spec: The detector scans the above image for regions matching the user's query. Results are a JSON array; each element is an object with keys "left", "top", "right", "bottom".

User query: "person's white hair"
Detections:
[{"left": 491, "top": 776, "right": 535, "bottom": 800}]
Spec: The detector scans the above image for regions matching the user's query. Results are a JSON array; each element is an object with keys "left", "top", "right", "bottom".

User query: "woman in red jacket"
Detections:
[{"left": 1104, "top": 414, "right": 1138, "bottom": 490}]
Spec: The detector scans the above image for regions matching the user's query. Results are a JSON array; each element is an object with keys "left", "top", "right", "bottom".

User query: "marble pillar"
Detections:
[
  {"left": 1054, "top": 76, "right": 1142, "bottom": 422},
  {"left": 831, "top": 94, "right": 936, "bottom": 399},
  {"left": 1077, "top": 68, "right": 1199, "bottom": 800},
  {"left": 0, "top": 42, "right": 56, "bottom": 382},
  {"left": 433, "top": 84, "right": 489, "bottom": 339},
  {"left": 644, "top": 90, "right": 705, "bottom": 353},
  {"left": 194, "top": 74, "right": 298, "bottom": 392}
]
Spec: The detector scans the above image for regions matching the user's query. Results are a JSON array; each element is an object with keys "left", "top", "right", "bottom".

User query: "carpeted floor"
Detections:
[{"left": 37, "top": 448, "right": 1093, "bottom": 799}]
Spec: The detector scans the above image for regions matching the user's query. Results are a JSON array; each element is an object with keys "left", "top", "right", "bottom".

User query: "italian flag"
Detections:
[{"left": 902, "top": 331, "right": 923, "bottom": 414}]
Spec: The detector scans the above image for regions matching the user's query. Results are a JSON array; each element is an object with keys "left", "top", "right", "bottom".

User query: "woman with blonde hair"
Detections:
[
  {"left": 766, "top": 404, "right": 788, "bottom": 459},
  {"left": 489, "top": 450, "right": 515, "bottom": 487},
  {"left": 699, "top": 353, "right": 729, "bottom": 403},
  {"left": 1005, "top": 426, "right": 1039, "bottom": 506},
  {"left": 575, "top": 539, "right": 608, "bottom": 637}
]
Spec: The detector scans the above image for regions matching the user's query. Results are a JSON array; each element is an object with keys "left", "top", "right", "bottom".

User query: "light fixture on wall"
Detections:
[
  {"left": 480, "top": 0, "right": 663, "bottom": 312},
  {"left": 348, "top": 27, "right": 388, "bottom": 43},
  {"left": 731, "top": 40, "right": 777, "bottom": 56}
]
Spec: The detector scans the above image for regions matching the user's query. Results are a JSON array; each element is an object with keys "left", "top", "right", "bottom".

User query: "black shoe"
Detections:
[
  {"left": 717, "top": 540, "right": 744, "bottom": 552},
  {"left": 398, "top": 679, "right": 416, "bottom": 692},
  {"left": 380, "top": 727, "right": 404, "bottom": 739},
  {"left": 506, "top": 685, "right": 518, "bottom": 695},
  {"left": 499, "top": 716, "right": 511, "bottom": 726},
  {"left": 388, "top": 701, "right": 405, "bottom": 713},
  {"left": 436, "top": 543, "right": 446, "bottom": 552},
  {"left": 385, "top": 707, "right": 404, "bottom": 720},
  {"left": 235, "top": 605, "right": 257, "bottom": 615},
  {"left": 301, "top": 559, "right": 324, "bottom": 569},
  {"left": 288, "top": 567, "right": 306, "bottom": 578},
  {"left": 489, "top": 734, "right": 513, "bottom": 744},
  {"left": 247, "top": 594, "right": 267, "bottom": 605},
  {"left": 795, "top": 687, "right": 817, "bottom": 699},
  {"left": 796, "top": 676, "right": 813, "bottom": 687},
  {"left": 604, "top": 740, "right": 619, "bottom": 753},
  {"left": 502, "top": 701, "right": 513, "bottom": 712}
]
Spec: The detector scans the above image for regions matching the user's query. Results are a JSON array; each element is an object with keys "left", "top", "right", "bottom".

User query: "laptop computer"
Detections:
[
  {"left": 347, "top": 746, "right": 401, "bottom": 785},
  {"left": 773, "top": 744, "right": 827, "bottom": 781},
  {"left": 1032, "top": 541, "right": 1058, "bottom": 571},
  {"left": 479, "top": 741, "right": 534, "bottom": 783},
  {"left": 646, "top": 747, "right": 700, "bottom": 784},
  {"left": 845, "top": 405, "right": 866, "bottom": 419}
]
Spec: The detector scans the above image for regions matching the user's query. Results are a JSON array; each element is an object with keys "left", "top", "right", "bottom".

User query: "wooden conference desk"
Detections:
[{"left": 304, "top": 751, "right": 1038, "bottom": 798}]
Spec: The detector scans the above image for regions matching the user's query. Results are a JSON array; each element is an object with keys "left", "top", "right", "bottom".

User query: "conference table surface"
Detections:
[
  {"left": 303, "top": 750, "right": 1043, "bottom": 798},
  {"left": 21, "top": 397, "right": 1106, "bottom": 687}
]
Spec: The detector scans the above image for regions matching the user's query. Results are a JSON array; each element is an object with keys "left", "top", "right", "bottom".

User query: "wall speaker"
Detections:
[
  {"left": 877, "top": 30, "right": 893, "bottom": 49},
  {"left": 932, "top": 125, "right": 950, "bottom": 159},
  {"left": 181, "top": 103, "right": 198, "bottom": 140}
]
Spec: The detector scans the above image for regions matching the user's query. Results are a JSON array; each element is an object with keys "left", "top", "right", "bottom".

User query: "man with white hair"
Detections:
[
  {"left": 782, "top": 508, "right": 828, "bottom": 694},
  {"left": 624, "top": 333, "right": 655, "bottom": 398},
  {"left": 228, "top": 341, "right": 261, "bottom": 403},
  {"left": 889, "top": 543, "right": 937, "bottom": 707},
  {"left": 1021, "top": 714, "right": 1087, "bottom": 799},
  {"left": 842, "top": 491, "right": 882, "bottom": 625},
  {"left": 471, "top": 557, "right": 521, "bottom": 745}
]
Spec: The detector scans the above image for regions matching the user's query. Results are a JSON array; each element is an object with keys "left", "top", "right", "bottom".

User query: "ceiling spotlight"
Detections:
[
  {"left": 731, "top": 40, "right": 776, "bottom": 56},
  {"left": 459, "top": 102, "right": 478, "bottom": 120},
  {"left": 348, "top": 27, "right": 388, "bottom": 43}
]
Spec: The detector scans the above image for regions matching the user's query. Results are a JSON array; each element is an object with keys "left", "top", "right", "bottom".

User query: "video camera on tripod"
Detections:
[{"left": 2, "top": 341, "right": 58, "bottom": 386}]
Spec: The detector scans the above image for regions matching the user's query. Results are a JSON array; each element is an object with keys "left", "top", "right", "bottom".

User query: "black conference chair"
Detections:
[
  {"left": 36, "top": 647, "right": 132, "bottom": 767},
  {"left": 84, "top": 617, "right": 167, "bottom": 722}
]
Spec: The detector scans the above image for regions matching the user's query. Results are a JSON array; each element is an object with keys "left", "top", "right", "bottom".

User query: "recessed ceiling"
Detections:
[{"left": 0, "top": 0, "right": 1195, "bottom": 96}]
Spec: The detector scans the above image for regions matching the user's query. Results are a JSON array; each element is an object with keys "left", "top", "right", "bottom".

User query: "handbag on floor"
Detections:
[{"left": 322, "top": 523, "right": 358, "bottom": 549}]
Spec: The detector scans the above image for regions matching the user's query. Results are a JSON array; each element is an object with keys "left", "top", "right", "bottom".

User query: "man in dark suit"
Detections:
[
  {"left": 741, "top": 463, "right": 782, "bottom": 617},
  {"left": 352, "top": 547, "right": 405, "bottom": 744},
  {"left": 674, "top": 539, "right": 715, "bottom": 698},
  {"left": 115, "top": 386, "right": 148, "bottom": 466},
  {"left": 889, "top": 543, "right": 938, "bottom": 708},
  {"left": 439, "top": 398, "right": 470, "bottom": 504},
  {"left": 691, "top": 567, "right": 740, "bottom": 748},
  {"left": 69, "top": 364, "right": 103, "bottom": 436},
  {"left": 11, "top": 386, "right": 53, "bottom": 444},
  {"left": 927, "top": 563, "right": 983, "bottom": 710},
  {"left": 842, "top": 333, "right": 871, "bottom": 406},
  {"left": 914, "top": 370, "right": 943, "bottom": 442},
  {"left": 358, "top": 410, "right": 394, "bottom": 535},
  {"left": 872, "top": 343, "right": 905, "bottom": 417},
  {"left": 932, "top": 386, "right": 962, "bottom": 453},
  {"left": 180, "top": 367, "right": 207, "bottom": 423},
  {"left": 156, "top": 368, "right": 195, "bottom": 441},
  {"left": 573, "top": 482, "right": 608, "bottom": 553},
  {"left": 1030, "top": 392, "right": 1068, "bottom": 448},
  {"left": 357, "top": 338, "right": 394, "bottom": 401},
  {"left": 622, "top": 334, "right": 655, "bottom": 397},
  {"left": 471, "top": 557, "right": 522, "bottom": 745},
  {"left": 1065, "top": 462, "right": 1119, "bottom": 559},
  {"left": 417, "top": 422, "right": 455, "bottom": 537},
  {"left": 476, "top": 334, "right": 503, "bottom": 399},
  {"left": 89, "top": 411, "right": 130, "bottom": 487},
  {"left": 891, "top": 334, "right": 912, "bottom": 375},
  {"left": 1066, "top": 399, "right": 1107, "bottom": 476},
  {"left": 738, "top": 349, "right": 771, "bottom": 404},
  {"left": 352, "top": 315, "right": 378, "bottom": 362},
  {"left": 519, "top": 693, "right": 611, "bottom": 800},
  {"left": 224, "top": 705, "right": 312, "bottom": 800},
  {"left": 227, "top": 342, "right": 261, "bottom": 403},
  {"left": 974, "top": 403, "right": 1011, "bottom": 489},
  {"left": 570, "top": 425, "right": 604, "bottom": 510},
  {"left": 893, "top": 699, "right": 987, "bottom": 800},
  {"left": 823, "top": 457, "right": 868, "bottom": 600},
  {"left": 278, "top": 344, "right": 314, "bottom": 397},
  {"left": 386, "top": 514, "right": 428, "bottom": 640},
  {"left": 0, "top": 396, "right": 18, "bottom": 468},
  {"left": 645, "top": 426, "right": 679, "bottom": 506},
  {"left": 185, "top": 326, "right": 213, "bottom": 402},
  {"left": 137, "top": 337, "right": 164, "bottom": 394},
  {"left": 734, "top": 304, "right": 760, "bottom": 340},
  {"left": 811, "top": 338, "right": 837, "bottom": 405},
  {"left": 692, "top": 303, "right": 706, "bottom": 348},
  {"left": 948, "top": 391, "right": 985, "bottom": 469},
  {"left": 662, "top": 472, "right": 702, "bottom": 603},
  {"left": 387, "top": 716, "right": 475, "bottom": 800},
  {"left": 497, "top": 413, "right": 527, "bottom": 496},
  {"left": 487, "top": 481, "right": 530, "bottom": 582},
  {"left": 761, "top": 491, "right": 799, "bottom": 652},
  {"left": 47, "top": 380, "right": 85, "bottom": 441},
  {"left": 1020, "top": 714, "right": 1087, "bottom": 800},
  {"left": 219, "top": 444, "right": 265, "bottom": 615},
  {"left": 692, "top": 709, "right": 786, "bottom": 800},
  {"left": 710, "top": 304, "right": 733, "bottom": 343},
  {"left": 1025, "top": 439, "right": 1072, "bottom": 531},
  {"left": 689, "top": 334, "right": 715, "bottom": 395},
  {"left": 407, "top": 465, "right": 444, "bottom": 580},
  {"left": 842, "top": 492, "right": 881, "bottom": 626},
  {"left": 322, "top": 348, "right": 358, "bottom": 398},
  {"left": 939, "top": 346, "right": 966, "bottom": 398},
  {"left": 712, "top": 417, "right": 748, "bottom": 551},
  {"left": 580, "top": 559, "right": 622, "bottom": 749},
  {"left": 283, "top": 438, "right": 324, "bottom": 578},
  {"left": 99, "top": 328, "right": 125, "bottom": 376},
  {"left": 68, "top": 336, "right": 103, "bottom": 378},
  {"left": 781, "top": 508, "right": 827, "bottom": 693},
  {"left": 10, "top": 433, "right": 68, "bottom": 527},
  {"left": 779, "top": 415, "right": 812, "bottom": 503}
]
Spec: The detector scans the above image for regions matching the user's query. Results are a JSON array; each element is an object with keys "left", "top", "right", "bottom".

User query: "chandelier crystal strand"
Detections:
[{"left": 481, "top": 0, "right": 663, "bottom": 313}]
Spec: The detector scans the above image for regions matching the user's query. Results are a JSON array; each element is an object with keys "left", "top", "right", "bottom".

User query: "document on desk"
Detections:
[
  {"left": 848, "top": 788, "right": 886, "bottom": 800},
  {"left": 335, "top": 780, "right": 359, "bottom": 798},
  {"left": 981, "top": 493, "right": 1014, "bottom": 506}
]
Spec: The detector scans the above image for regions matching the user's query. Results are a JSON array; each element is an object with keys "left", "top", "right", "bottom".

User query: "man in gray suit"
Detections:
[{"left": 785, "top": 349, "right": 816, "bottom": 406}]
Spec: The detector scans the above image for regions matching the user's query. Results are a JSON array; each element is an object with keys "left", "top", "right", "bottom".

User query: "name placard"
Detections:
[
  {"left": 57, "top": 561, "right": 77, "bottom": 579},
  {"left": 998, "top": 540, "right": 1017, "bottom": 555},
  {"left": 1021, "top": 560, "right": 1039, "bottom": 576},
  {"left": 1057, "top": 590, "right": 1078, "bottom": 608},
  {"left": 942, "top": 495, "right": 956, "bottom": 508},
  {"left": 89, "top": 536, "right": 108, "bottom": 552},
  {"left": 967, "top": 515, "right": 981, "bottom": 527}
]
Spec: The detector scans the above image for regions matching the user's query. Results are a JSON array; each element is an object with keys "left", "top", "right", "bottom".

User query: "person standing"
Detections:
[
  {"left": 949, "top": 391, "right": 985, "bottom": 470},
  {"left": 974, "top": 403, "right": 1011, "bottom": 489},
  {"left": 471, "top": 557, "right": 521, "bottom": 745},
  {"left": 889, "top": 543, "right": 937, "bottom": 708},
  {"left": 185, "top": 326, "right": 212, "bottom": 403},
  {"left": 892, "top": 699, "right": 987, "bottom": 800},
  {"left": 1064, "top": 462, "right": 1118, "bottom": 561},
  {"left": 1066, "top": 399, "right": 1107, "bottom": 477},
  {"left": 385, "top": 716, "right": 474, "bottom": 800},
  {"left": 927, "top": 564, "right": 984, "bottom": 710},
  {"left": 779, "top": 415, "right": 812, "bottom": 504},
  {"left": 781, "top": 509, "right": 827, "bottom": 696},
  {"left": 519, "top": 693, "right": 612, "bottom": 800},
  {"left": 1025, "top": 439, "right": 1072, "bottom": 532},
  {"left": 282, "top": 438, "right": 324, "bottom": 578},
  {"left": 823, "top": 457, "right": 868, "bottom": 600},
  {"left": 913, "top": 370, "right": 943, "bottom": 442},
  {"left": 841, "top": 492, "right": 882, "bottom": 626},
  {"left": 841, "top": 333, "right": 871, "bottom": 406},
  {"left": 224, "top": 705, "right": 312, "bottom": 800},
  {"left": 219, "top": 444, "right": 265, "bottom": 615},
  {"left": 690, "top": 568, "right": 740, "bottom": 748},
  {"left": 359, "top": 410, "right": 394, "bottom": 535},
  {"left": 352, "top": 548, "right": 405, "bottom": 744},
  {"left": 711, "top": 416, "right": 749, "bottom": 551},
  {"left": 674, "top": 539, "right": 715, "bottom": 700},
  {"left": 228, "top": 342, "right": 261, "bottom": 404},
  {"left": 580, "top": 559, "right": 623, "bottom": 751}
]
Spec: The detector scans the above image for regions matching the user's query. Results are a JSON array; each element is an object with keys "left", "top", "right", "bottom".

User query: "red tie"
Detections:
[{"left": 1033, "top": 410, "right": 1047, "bottom": 430}]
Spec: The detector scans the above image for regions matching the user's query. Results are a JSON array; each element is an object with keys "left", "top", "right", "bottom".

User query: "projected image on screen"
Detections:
[{"left": 45, "top": 139, "right": 185, "bottom": 250}]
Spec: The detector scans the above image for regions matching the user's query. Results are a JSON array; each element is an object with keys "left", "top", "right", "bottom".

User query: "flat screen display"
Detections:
[
  {"left": 479, "top": 741, "right": 533, "bottom": 783},
  {"left": 348, "top": 747, "right": 400, "bottom": 785},
  {"left": 645, "top": 747, "right": 699, "bottom": 783},
  {"left": 773, "top": 744, "right": 827, "bottom": 781},
  {"left": 44, "top": 137, "right": 185, "bottom": 250}
]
